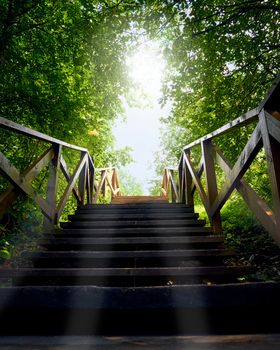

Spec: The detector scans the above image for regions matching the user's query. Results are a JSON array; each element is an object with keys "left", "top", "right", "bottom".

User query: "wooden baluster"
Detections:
[
  {"left": 85, "top": 157, "right": 91, "bottom": 204},
  {"left": 170, "top": 169, "right": 176, "bottom": 203},
  {"left": 260, "top": 110, "right": 280, "bottom": 228},
  {"left": 185, "top": 150, "right": 194, "bottom": 207},
  {"left": 89, "top": 167, "right": 95, "bottom": 204},
  {"left": 202, "top": 140, "right": 222, "bottom": 233},
  {"left": 78, "top": 151, "right": 87, "bottom": 205},
  {"left": 101, "top": 170, "right": 106, "bottom": 197},
  {"left": 178, "top": 157, "right": 186, "bottom": 204},
  {"left": 44, "top": 144, "right": 62, "bottom": 229},
  {"left": 111, "top": 169, "right": 116, "bottom": 198},
  {"left": 161, "top": 170, "right": 167, "bottom": 197}
]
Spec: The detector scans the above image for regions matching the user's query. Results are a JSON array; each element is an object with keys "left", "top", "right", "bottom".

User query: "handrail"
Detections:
[
  {"left": 0, "top": 117, "right": 88, "bottom": 152},
  {"left": 0, "top": 117, "right": 120, "bottom": 228},
  {"left": 162, "top": 76, "right": 280, "bottom": 245}
]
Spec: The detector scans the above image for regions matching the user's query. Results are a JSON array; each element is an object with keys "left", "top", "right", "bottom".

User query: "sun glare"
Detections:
[{"left": 127, "top": 42, "right": 165, "bottom": 100}]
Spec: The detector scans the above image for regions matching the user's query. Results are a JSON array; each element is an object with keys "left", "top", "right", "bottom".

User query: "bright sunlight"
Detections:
[
  {"left": 127, "top": 42, "right": 166, "bottom": 100},
  {"left": 113, "top": 42, "right": 171, "bottom": 194}
]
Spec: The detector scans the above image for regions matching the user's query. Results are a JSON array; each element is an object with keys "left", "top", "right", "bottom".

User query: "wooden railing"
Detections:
[
  {"left": 162, "top": 76, "right": 280, "bottom": 245},
  {"left": 93, "top": 167, "right": 121, "bottom": 203},
  {"left": 0, "top": 117, "right": 121, "bottom": 228},
  {"left": 162, "top": 168, "right": 179, "bottom": 203}
]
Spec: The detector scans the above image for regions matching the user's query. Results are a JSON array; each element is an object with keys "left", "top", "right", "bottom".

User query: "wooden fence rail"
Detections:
[
  {"left": 0, "top": 117, "right": 120, "bottom": 228},
  {"left": 93, "top": 167, "right": 121, "bottom": 203},
  {"left": 162, "top": 76, "right": 280, "bottom": 245}
]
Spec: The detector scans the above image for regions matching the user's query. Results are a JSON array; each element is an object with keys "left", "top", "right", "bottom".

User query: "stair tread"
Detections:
[
  {"left": 54, "top": 227, "right": 212, "bottom": 235},
  {"left": 40, "top": 236, "right": 224, "bottom": 244},
  {"left": 83, "top": 203, "right": 191, "bottom": 208},
  {"left": 61, "top": 219, "right": 206, "bottom": 228},
  {"left": 31, "top": 249, "right": 235, "bottom": 258},
  {"left": 69, "top": 213, "right": 199, "bottom": 220},
  {"left": 76, "top": 207, "right": 195, "bottom": 213},
  {"left": 0, "top": 265, "right": 254, "bottom": 277}
]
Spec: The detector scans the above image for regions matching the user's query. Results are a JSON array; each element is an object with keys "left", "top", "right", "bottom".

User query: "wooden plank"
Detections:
[
  {"left": 93, "top": 169, "right": 107, "bottom": 203},
  {"left": 191, "top": 158, "right": 204, "bottom": 195},
  {"left": 101, "top": 170, "right": 106, "bottom": 197},
  {"left": 260, "top": 110, "right": 280, "bottom": 228},
  {"left": 45, "top": 145, "right": 61, "bottom": 226},
  {"left": 238, "top": 179, "right": 279, "bottom": 243},
  {"left": 78, "top": 152, "right": 88, "bottom": 204},
  {"left": 210, "top": 122, "right": 262, "bottom": 217},
  {"left": 202, "top": 140, "right": 222, "bottom": 233},
  {"left": 89, "top": 168, "right": 95, "bottom": 204},
  {"left": 259, "top": 74, "right": 280, "bottom": 111},
  {"left": 56, "top": 153, "right": 87, "bottom": 220},
  {"left": 106, "top": 172, "right": 116, "bottom": 195},
  {"left": 60, "top": 155, "right": 81, "bottom": 203},
  {"left": 183, "top": 108, "right": 259, "bottom": 151},
  {"left": 185, "top": 152, "right": 194, "bottom": 207},
  {"left": 0, "top": 147, "right": 54, "bottom": 215},
  {"left": 214, "top": 145, "right": 278, "bottom": 243},
  {"left": 85, "top": 163, "right": 91, "bottom": 204},
  {"left": 266, "top": 111, "right": 280, "bottom": 144},
  {"left": 0, "top": 152, "right": 52, "bottom": 219},
  {"left": 170, "top": 169, "right": 179, "bottom": 202},
  {"left": 183, "top": 153, "right": 209, "bottom": 212},
  {"left": 178, "top": 158, "right": 186, "bottom": 204},
  {"left": 0, "top": 116, "right": 87, "bottom": 152},
  {"left": 24, "top": 147, "right": 54, "bottom": 183}
]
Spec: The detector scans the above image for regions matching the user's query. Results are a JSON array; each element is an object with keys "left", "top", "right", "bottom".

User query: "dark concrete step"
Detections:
[
  {"left": 0, "top": 282, "right": 278, "bottom": 335},
  {"left": 0, "top": 266, "right": 254, "bottom": 286},
  {"left": 83, "top": 203, "right": 191, "bottom": 209},
  {"left": 60, "top": 219, "right": 206, "bottom": 229},
  {"left": 31, "top": 249, "right": 236, "bottom": 268},
  {"left": 39, "top": 236, "right": 224, "bottom": 251},
  {"left": 76, "top": 206, "right": 195, "bottom": 213},
  {"left": 54, "top": 226, "right": 213, "bottom": 237},
  {"left": 69, "top": 213, "right": 199, "bottom": 221}
]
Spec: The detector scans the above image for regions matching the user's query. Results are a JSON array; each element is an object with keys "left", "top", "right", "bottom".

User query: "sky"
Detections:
[{"left": 113, "top": 42, "right": 172, "bottom": 194}]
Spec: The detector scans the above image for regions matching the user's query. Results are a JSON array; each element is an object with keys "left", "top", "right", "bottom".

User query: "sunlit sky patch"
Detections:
[{"left": 113, "top": 41, "right": 171, "bottom": 194}]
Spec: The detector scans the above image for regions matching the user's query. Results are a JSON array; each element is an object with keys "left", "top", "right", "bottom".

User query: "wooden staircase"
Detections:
[{"left": 2, "top": 196, "right": 280, "bottom": 335}]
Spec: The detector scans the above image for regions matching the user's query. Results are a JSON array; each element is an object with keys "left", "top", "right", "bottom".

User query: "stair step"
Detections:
[
  {"left": 111, "top": 196, "right": 168, "bottom": 204},
  {"left": 0, "top": 266, "right": 254, "bottom": 286},
  {"left": 68, "top": 213, "right": 199, "bottom": 221},
  {"left": 32, "top": 249, "right": 234, "bottom": 259},
  {"left": 76, "top": 207, "right": 195, "bottom": 214},
  {"left": 31, "top": 249, "right": 235, "bottom": 268},
  {"left": 60, "top": 219, "right": 206, "bottom": 229},
  {"left": 40, "top": 236, "right": 224, "bottom": 251},
  {"left": 52, "top": 226, "right": 213, "bottom": 237},
  {"left": 0, "top": 283, "right": 279, "bottom": 335},
  {"left": 83, "top": 203, "right": 190, "bottom": 209}
]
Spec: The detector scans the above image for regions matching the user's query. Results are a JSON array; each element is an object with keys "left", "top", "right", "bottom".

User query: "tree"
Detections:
[{"left": 141, "top": 0, "right": 280, "bottom": 166}]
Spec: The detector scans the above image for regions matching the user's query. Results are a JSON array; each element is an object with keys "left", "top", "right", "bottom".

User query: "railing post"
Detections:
[
  {"left": 178, "top": 157, "right": 186, "bottom": 204},
  {"left": 44, "top": 144, "right": 62, "bottom": 229},
  {"left": 78, "top": 151, "right": 87, "bottom": 205},
  {"left": 201, "top": 140, "right": 222, "bottom": 233},
  {"left": 170, "top": 169, "right": 176, "bottom": 203},
  {"left": 101, "top": 170, "right": 106, "bottom": 197},
  {"left": 88, "top": 157, "right": 95, "bottom": 204},
  {"left": 111, "top": 169, "right": 117, "bottom": 198},
  {"left": 185, "top": 150, "right": 194, "bottom": 207},
  {"left": 259, "top": 110, "right": 280, "bottom": 228}
]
